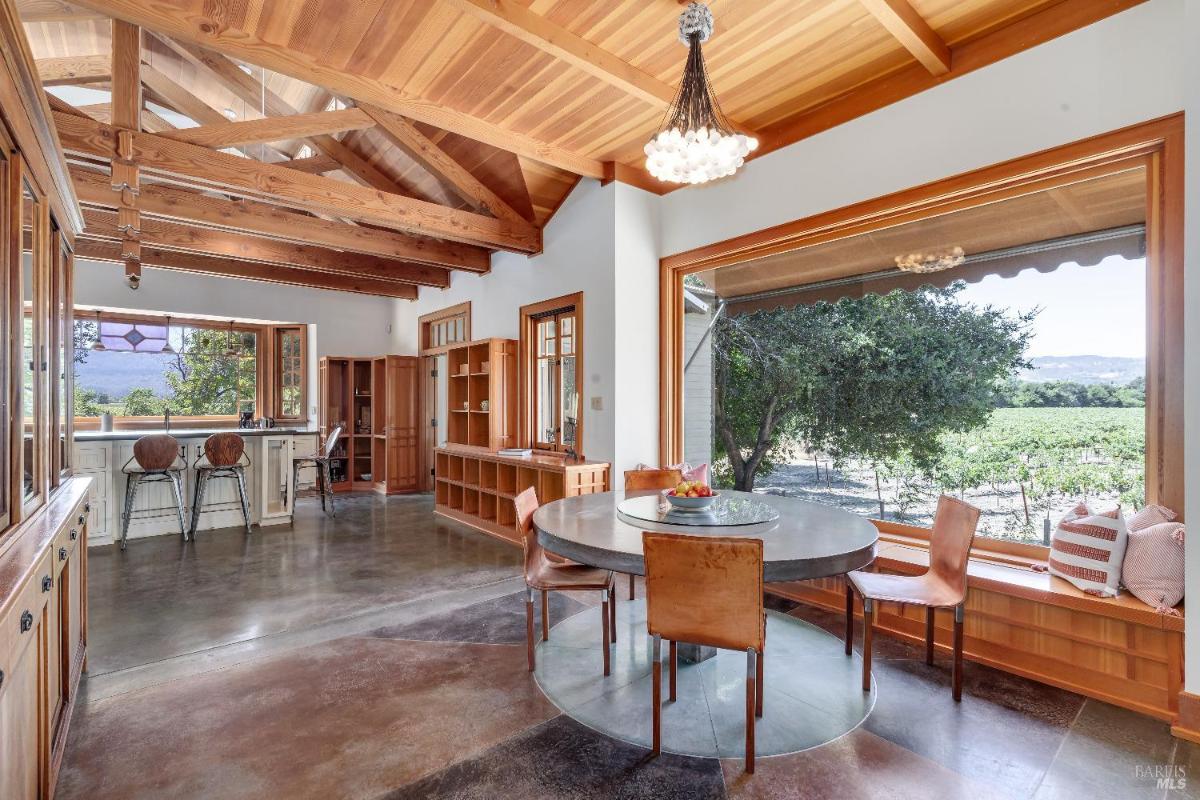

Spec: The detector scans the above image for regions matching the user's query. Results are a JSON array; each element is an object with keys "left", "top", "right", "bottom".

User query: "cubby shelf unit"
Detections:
[
  {"left": 434, "top": 444, "right": 609, "bottom": 546},
  {"left": 445, "top": 338, "right": 518, "bottom": 451}
]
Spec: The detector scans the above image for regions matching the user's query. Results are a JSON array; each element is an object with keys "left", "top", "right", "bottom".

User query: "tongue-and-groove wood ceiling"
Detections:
[{"left": 18, "top": 0, "right": 1144, "bottom": 300}]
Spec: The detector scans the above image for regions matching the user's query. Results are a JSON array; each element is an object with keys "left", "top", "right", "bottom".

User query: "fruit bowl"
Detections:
[{"left": 664, "top": 488, "right": 719, "bottom": 511}]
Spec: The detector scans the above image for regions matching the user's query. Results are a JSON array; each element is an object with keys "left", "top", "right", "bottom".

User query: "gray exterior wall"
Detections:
[{"left": 683, "top": 304, "right": 713, "bottom": 467}]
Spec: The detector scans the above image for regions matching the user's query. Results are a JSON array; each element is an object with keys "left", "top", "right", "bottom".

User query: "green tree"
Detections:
[
  {"left": 122, "top": 387, "right": 164, "bottom": 416},
  {"left": 73, "top": 385, "right": 103, "bottom": 416},
  {"left": 163, "top": 328, "right": 255, "bottom": 415},
  {"left": 713, "top": 284, "right": 1033, "bottom": 491}
]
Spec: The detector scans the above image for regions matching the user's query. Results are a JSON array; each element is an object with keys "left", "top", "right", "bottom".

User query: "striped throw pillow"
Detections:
[
  {"left": 1049, "top": 507, "right": 1128, "bottom": 597},
  {"left": 1127, "top": 504, "right": 1178, "bottom": 533},
  {"left": 1122, "top": 522, "right": 1185, "bottom": 612}
]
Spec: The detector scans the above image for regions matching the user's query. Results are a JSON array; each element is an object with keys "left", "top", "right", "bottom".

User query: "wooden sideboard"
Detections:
[
  {"left": 0, "top": 476, "right": 91, "bottom": 799},
  {"left": 434, "top": 444, "right": 608, "bottom": 546}
]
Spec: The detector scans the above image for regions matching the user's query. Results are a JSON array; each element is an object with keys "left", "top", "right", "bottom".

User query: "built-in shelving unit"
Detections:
[
  {"left": 445, "top": 338, "right": 517, "bottom": 451},
  {"left": 319, "top": 355, "right": 420, "bottom": 494},
  {"left": 434, "top": 444, "right": 609, "bottom": 545}
]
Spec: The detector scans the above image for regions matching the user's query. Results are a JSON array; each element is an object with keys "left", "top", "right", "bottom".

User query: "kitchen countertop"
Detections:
[{"left": 74, "top": 426, "right": 320, "bottom": 442}]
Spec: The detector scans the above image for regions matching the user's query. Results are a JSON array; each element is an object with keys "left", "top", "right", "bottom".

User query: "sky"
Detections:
[{"left": 953, "top": 254, "right": 1146, "bottom": 360}]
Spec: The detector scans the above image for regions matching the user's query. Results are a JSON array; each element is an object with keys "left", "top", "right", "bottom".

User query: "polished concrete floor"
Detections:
[{"left": 59, "top": 492, "right": 1198, "bottom": 799}]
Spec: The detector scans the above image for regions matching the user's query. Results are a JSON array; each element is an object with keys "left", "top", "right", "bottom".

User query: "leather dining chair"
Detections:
[
  {"left": 622, "top": 468, "right": 684, "bottom": 599},
  {"left": 845, "top": 494, "right": 981, "bottom": 701},
  {"left": 120, "top": 434, "right": 187, "bottom": 550},
  {"left": 515, "top": 487, "right": 617, "bottom": 675},
  {"left": 643, "top": 531, "right": 765, "bottom": 773}
]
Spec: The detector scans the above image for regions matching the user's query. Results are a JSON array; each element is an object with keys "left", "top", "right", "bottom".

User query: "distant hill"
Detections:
[
  {"left": 74, "top": 350, "right": 174, "bottom": 399},
  {"left": 1019, "top": 355, "right": 1144, "bottom": 385}
]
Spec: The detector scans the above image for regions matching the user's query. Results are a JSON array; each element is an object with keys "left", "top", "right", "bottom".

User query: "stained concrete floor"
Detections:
[{"left": 59, "top": 492, "right": 1199, "bottom": 799}]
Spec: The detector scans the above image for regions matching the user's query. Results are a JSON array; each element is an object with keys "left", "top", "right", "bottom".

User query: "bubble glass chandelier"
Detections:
[{"left": 644, "top": 2, "right": 758, "bottom": 185}]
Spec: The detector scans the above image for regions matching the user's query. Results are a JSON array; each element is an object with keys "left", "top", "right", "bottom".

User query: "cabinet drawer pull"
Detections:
[
  {"left": 85, "top": 502, "right": 91, "bottom": 513},
  {"left": 78, "top": 514, "right": 86, "bottom": 526},
  {"left": 59, "top": 547, "right": 68, "bottom": 561},
  {"left": 42, "top": 575, "right": 52, "bottom": 592},
  {"left": 70, "top": 529, "right": 79, "bottom": 541},
  {"left": 20, "top": 610, "right": 33, "bottom": 633},
  {"left": 0, "top": 669, "right": 4, "bottom": 688}
]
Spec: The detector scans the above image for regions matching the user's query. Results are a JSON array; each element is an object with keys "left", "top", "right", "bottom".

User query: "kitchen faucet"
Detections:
[{"left": 164, "top": 407, "right": 171, "bottom": 433}]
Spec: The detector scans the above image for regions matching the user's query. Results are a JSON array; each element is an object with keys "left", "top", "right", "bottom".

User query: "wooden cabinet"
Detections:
[
  {"left": 445, "top": 339, "right": 517, "bottom": 451},
  {"left": 434, "top": 445, "right": 609, "bottom": 546},
  {"left": 319, "top": 355, "right": 420, "bottom": 495},
  {"left": 0, "top": 477, "right": 89, "bottom": 800}
]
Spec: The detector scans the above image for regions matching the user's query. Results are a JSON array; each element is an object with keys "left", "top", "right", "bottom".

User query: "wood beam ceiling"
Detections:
[
  {"left": 158, "top": 108, "right": 375, "bottom": 150},
  {"left": 362, "top": 105, "right": 529, "bottom": 226},
  {"left": 282, "top": 153, "right": 341, "bottom": 174},
  {"left": 16, "top": 1, "right": 104, "bottom": 23},
  {"left": 56, "top": 110, "right": 540, "bottom": 252},
  {"left": 70, "top": 166, "right": 490, "bottom": 271},
  {"left": 79, "top": 206, "right": 450, "bottom": 287},
  {"left": 858, "top": 0, "right": 951, "bottom": 75},
  {"left": 75, "top": 239, "right": 419, "bottom": 299},
  {"left": 35, "top": 54, "right": 109, "bottom": 86},
  {"left": 109, "top": 18, "right": 141, "bottom": 281},
  {"left": 68, "top": 0, "right": 607, "bottom": 179},
  {"left": 441, "top": 0, "right": 675, "bottom": 109}
]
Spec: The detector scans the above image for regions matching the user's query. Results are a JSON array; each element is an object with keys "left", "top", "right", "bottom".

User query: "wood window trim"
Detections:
[
  {"left": 263, "top": 324, "right": 308, "bottom": 422},
  {"left": 71, "top": 308, "right": 305, "bottom": 425},
  {"left": 519, "top": 292, "right": 584, "bottom": 455},
  {"left": 418, "top": 301, "right": 472, "bottom": 355},
  {"left": 19, "top": 164, "right": 48, "bottom": 519},
  {"left": 50, "top": 228, "right": 73, "bottom": 484},
  {"left": 659, "top": 113, "right": 1186, "bottom": 550}
]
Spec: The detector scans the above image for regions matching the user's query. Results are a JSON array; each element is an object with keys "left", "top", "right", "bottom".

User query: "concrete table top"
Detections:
[{"left": 534, "top": 490, "right": 878, "bottom": 583}]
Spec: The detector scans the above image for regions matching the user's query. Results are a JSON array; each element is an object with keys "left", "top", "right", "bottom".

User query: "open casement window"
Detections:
[
  {"left": 269, "top": 325, "right": 307, "bottom": 422},
  {"left": 50, "top": 229, "right": 72, "bottom": 484},
  {"left": 73, "top": 311, "right": 268, "bottom": 424},
  {"left": 530, "top": 304, "right": 580, "bottom": 453},
  {"left": 20, "top": 173, "right": 47, "bottom": 515}
]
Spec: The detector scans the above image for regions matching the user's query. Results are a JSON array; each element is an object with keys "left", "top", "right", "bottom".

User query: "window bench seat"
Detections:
[{"left": 769, "top": 531, "right": 1184, "bottom": 724}]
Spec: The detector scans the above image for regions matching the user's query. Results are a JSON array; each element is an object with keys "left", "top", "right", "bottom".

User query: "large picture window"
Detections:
[
  {"left": 72, "top": 311, "right": 304, "bottom": 423},
  {"left": 661, "top": 118, "right": 1184, "bottom": 551}
]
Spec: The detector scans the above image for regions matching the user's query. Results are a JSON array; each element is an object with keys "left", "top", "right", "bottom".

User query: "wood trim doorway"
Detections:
[{"left": 418, "top": 302, "right": 473, "bottom": 491}]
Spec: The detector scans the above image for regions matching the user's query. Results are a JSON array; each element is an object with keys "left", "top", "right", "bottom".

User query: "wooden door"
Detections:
[
  {"left": 386, "top": 356, "right": 420, "bottom": 493},
  {"left": 0, "top": 611, "right": 41, "bottom": 800}
]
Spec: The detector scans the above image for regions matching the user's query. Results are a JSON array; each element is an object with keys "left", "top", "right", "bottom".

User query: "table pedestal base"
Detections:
[{"left": 678, "top": 643, "right": 717, "bottom": 663}]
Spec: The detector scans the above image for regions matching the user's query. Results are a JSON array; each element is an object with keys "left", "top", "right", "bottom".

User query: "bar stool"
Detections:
[
  {"left": 190, "top": 432, "right": 252, "bottom": 537},
  {"left": 120, "top": 434, "right": 187, "bottom": 551},
  {"left": 292, "top": 425, "right": 342, "bottom": 517}
]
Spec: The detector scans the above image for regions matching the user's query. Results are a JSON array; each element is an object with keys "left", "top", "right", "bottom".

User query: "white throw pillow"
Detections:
[
  {"left": 1049, "top": 507, "right": 1128, "bottom": 597},
  {"left": 1122, "top": 522, "right": 1185, "bottom": 611}
]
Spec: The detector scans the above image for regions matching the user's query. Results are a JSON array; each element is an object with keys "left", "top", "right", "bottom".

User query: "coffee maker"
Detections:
[{"left": 238, "top": 411, "right": 254, "bottom": 429}]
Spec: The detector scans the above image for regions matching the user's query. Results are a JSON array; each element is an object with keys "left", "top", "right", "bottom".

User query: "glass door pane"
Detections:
[
  {"left": 21, "top": 179, "right": 42, "bottom": 508},
  {"left": 559, "top": 312, "right": 577, "bottom": 451}
]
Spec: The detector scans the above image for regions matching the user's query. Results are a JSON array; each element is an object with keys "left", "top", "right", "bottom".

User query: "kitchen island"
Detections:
[{"left": 74, "top": 428, "right": 321, "bottom": 547}]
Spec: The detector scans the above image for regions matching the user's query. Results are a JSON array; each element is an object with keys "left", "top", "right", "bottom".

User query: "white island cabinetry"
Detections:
[{"left": 74, "top": 429, "right": 320, "bottom": 547}]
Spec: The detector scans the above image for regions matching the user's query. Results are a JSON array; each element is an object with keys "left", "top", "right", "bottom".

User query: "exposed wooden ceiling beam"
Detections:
[
  {"left": 16, "top": 1, "right": 104, "bottom": 22},
  {"left": 441, "top": 0, "right": 675, "bottom": 109},
  {"left": 80, "top": 207, "right": 450, "bottom": 287},
  {"left": 35, "top": 54, "right": 109, "bottom": 86},
  {"left": 858, "top": 0, "right": 950, "bottom": 76},
  {"left": 71, "top": 166, "right": 489, "bottom": 271},
  {"left": 139, "top": 64, "right": 227, "bottom": 126},
  {"left": 283, "top": 153, "right": 342, "bottom": 174},
  {"left": 75, "top": 239, "right": 419, "bottom": 299},
  {"left": 68, "top": 101, "right": 176, "bottom": 132},
  {"left": 56, "top": 111, "right": 540, "bottom": 253},
  {"left": 158, "top": 107, "right": 375, "bottom": 150},
  {"left": 362, "top": 105, "right": 528, "bottom": 226},
  {"left": 150, "top": 36, "right": 416, "bottom": 195},
  {"left": 110, "top": 18, "right": 142, "bottom": 278},
  {"left": 69, "top": 0, "right": 606, "bottom": 178}
]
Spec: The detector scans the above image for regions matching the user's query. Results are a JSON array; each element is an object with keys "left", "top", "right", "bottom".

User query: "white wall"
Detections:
[
  {"left": 74, "top": 259, "right": 400, "bottom": 422},
  {"left": 660, "top": 0, "right": 1186, "bottom": 256},
  {"left": 1182, "top": 0, "right": 1200, "bottom": 692}
]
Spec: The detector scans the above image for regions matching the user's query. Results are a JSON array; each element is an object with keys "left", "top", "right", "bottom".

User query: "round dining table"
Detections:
[{"left": 533, "top": 489, "right": 878, "bottom": 583}]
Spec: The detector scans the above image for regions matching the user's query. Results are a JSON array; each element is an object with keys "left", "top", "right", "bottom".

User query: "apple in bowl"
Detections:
[{"left": 664, "top": 481, "right": 719, "bottom": 510}]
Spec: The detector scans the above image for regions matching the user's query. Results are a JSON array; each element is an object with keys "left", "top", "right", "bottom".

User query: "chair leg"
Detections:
[
  {"left": 189, "top": 471, "right": 208, "bottom": 538},
  {"left": 756, "top": 647, "right": 764, "bottom": 718},
  {"left": 925, "top": 607, "right": 936, "bottom": 665},
  {"left": 668, "top": 640, "right": 677, "bottom": 702},
  {"left": 845, "top": 583, "right": 854, "bottom": 655},
  {"left": 745, "top": 648, "right": 757, "bottom": 774},
  {"left": 120, "top": 474, "right": 138, "bottom": 551},
  {"left": 525, "top": 589, "right": 536, "bottom": 672},
  {"left": 862, "top": 597, "right": 874, "bottom": 692},
  {"left": 169, "top": 472, "right": 188, "bottom": 541},
  {"left": 234, "top": 466, "right": 253, "bottom": 535},
  {"left": 316, "top": 462, "right": 326, "bottom": 512},
  {"left": 541, "top": 589, "right": 549, "bottom": 642},
  {"left": 953, "top": 603, "right": 965, "bottom": 701},
  {"left": 601, "top": 589, "right": 611, "bottom": 677},
  {"left": 609, "top": 585, "right": 617, "bottom": 644},
  {"left": 322, "top": 461, "right": 335, "bottom": 517},
  {"left": 628, "top": 572, "right": 635, "bottom": 601},
  {"left": 651, "top": 634, "right": 662, "bottom": 757},
  {"left": 292, "top": 459, "right": 301, "bottom": 515}
]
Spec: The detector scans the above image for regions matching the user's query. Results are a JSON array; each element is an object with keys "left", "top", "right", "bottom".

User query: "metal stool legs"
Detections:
[
  {"left": 291, "top": 458, "right": 336, "bottom": 518},
  {"left": 121, "top": 471, "right": 188, "bottom": 551},
  {"left": 190, "top": 466, "right": 253, "bottom": 538}
]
